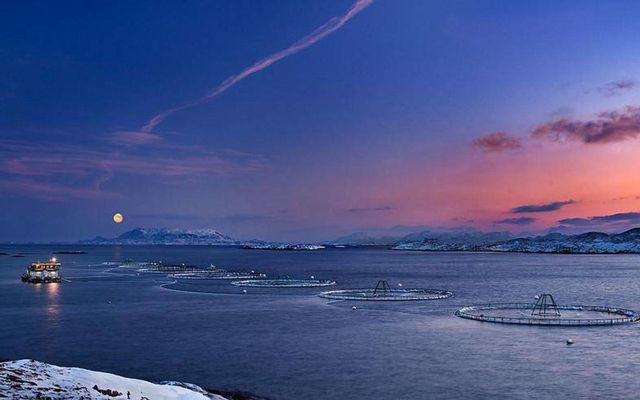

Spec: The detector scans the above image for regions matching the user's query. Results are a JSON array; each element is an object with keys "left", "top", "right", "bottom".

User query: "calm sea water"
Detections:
[{"left": 2, "top": 245, "right": 640, "bottom": 399}]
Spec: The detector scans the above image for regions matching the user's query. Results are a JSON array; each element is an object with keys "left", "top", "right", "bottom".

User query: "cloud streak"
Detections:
[
  {"left": 532, "top": 106, "right": 640, "bottom": 144},
  {"left": 111, "top": 131, "right": 162, "bottom": 145},
  {"left": 141, "top": 0, "right": 373, "bottom": 133},
  {"left": 558, "top": 212, "right": 640, "bottom": 227},
  {"left": 494, "top": 217, "right": 537, "bottom": 225},
  {"left": 130, "top": 212, "right": 272, "bottom": 223},
  {"left": 473, "top": 132, "right": 522, "bottom": 153},
  {"left": 597, "top": 79, "right": 636, "bottom": 97},
  {"left": 0, "top": 139, "right": 267, "bottom": 200},
  {"left": 0, "top": 178, "right": 118, "bottom": 201},
  {"left": 1, "top": 146, "right": 264, "bottom": 178},
  {"left": 511, "top": 200, "right": 575, "bottom": 213}
]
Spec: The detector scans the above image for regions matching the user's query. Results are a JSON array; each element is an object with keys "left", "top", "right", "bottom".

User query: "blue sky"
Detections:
[{"left": 1, "top": 0, "right": 640, "bottom": 242}]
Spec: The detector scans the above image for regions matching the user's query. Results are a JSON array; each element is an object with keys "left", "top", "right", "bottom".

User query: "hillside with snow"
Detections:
[
  {"left": 78, "top": 227, "right": 322, "bottom": 250},
  {"left": 484, "top": 228, "right": 640, "bottom": 253},
  {"left": 332, "top": 229, "right": 513, "bottom": 248},
  {"left": 394, "top": 228, "right": 640, "bottom": 254},
  {"left": 79, "top": 228, "right": 238, "bottom": 246},
  {"left": 0, "top": 359, "right": 227, "bottom": 399}
]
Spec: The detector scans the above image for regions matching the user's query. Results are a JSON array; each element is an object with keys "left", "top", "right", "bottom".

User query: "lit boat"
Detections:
[{"left": 21, "top": 258, "right": 62, "bottom": 283}]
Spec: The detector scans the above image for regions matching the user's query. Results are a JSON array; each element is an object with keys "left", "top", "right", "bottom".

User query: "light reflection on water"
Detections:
[
  {"left": 46, "top": 282, "right": 59, "bottom": 299},
  {"left": 46, "top": 283, "right": 60, "bottom": 320}
]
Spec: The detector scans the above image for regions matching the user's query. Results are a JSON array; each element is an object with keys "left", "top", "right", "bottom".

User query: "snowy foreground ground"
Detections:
[{"left": 0, "top": 359, "right": 228, "bottom": 400}]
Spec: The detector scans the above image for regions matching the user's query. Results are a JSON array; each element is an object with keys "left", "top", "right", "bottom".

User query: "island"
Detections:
[{"left": 242, "top": 243, "right": 325, "bottom": 251}]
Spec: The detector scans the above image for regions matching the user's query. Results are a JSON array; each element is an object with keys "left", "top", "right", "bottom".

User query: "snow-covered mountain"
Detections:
[
  {"left": 400, "top": 230, "right": 513, "bottom": 245},
  {"left": 78, "top": 227, "right": 640, "bottom": 253},
  {"left": 484, "top": 228, "right": 640, "bottom": 253},
  {"left": 80, "top": 228, "right": 238, "bottom": 245},
  {"left": 332, "top": 229, "right": 513, "bottom": 248},
  {"left": 330, "top": 231, "right": 401, "bottom": 246},
  {"left": 0, "top": 359, "right": 227, "bottom": 399},
  {"left": 395, "top": 228, "right": 640, "bottom": 254},
  {"left": 79, "top": 228, "right": 322, "bottom": 249}
]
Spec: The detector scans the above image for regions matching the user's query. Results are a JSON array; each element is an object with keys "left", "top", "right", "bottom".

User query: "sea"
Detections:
[{"left": 1, "top": 245, "right": 640, "bottom": 399}]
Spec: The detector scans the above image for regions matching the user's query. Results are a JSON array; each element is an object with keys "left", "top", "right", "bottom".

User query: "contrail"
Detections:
[{"left": 142, "top": 0, "right": 373, "bottom": 133}]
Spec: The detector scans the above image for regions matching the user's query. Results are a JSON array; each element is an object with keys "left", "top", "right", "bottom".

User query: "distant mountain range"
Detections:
[
  {"left": 393, "top": 228, "right": 640, "bottom": 254},
  {"left": 329, "top": 231, "right": 406, "bottom": 246},
  {"left": 330, "top": 229, "right": 514, "bottom": 248},
  {"left": 78, "top": 228, "right": 321, "bottom": 249},
  {"left": 77, "top": 227, "right": 640, "bottom": 254},
  {"left": 79, "top": 228, "right": 239, "bottom": 245}
]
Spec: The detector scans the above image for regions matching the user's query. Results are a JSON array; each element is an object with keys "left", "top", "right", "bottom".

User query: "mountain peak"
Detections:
[{"left": 81, "top": 227, "right": 236, "bottom": 245}]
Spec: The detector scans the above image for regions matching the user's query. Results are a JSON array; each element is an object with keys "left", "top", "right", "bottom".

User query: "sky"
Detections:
[{"left": 1, "top": 0, "right": 640, "bottom": 242}]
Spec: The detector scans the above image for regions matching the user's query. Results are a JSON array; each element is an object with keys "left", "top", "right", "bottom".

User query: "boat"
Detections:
[{"left": 21, "top": 258, "right": 62, "bottom": 283}]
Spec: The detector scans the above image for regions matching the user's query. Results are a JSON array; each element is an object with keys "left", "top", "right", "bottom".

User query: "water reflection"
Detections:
[
  {"left": 112, "top": 246, "right": 123, "bottom": 262},
  {"left": 46, "top": 282, "right": 59, "bottom": 299},
  {"left": 46, "top": 283, "right": 60, "bottom": 320}
]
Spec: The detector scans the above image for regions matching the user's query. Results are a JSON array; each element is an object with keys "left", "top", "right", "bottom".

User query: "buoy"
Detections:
[
  {"left": 398, "top": 283, "right": 403, "bottom": 287},
  {"left": 566, "top": 339, "right": 574, "bottom": 345},
  {"left": 352, "top": 306, "right": 357, "bottom": 311},
  {"left": 310, "top": 275, "right": 315, "bottom": 279},
  {"left": 251, "top": 270, "right": 255, "bottom": 274},
  {"left": 242, "top": 289, "right": 247, "bottom": 294},
  {"left": 534, "top": 295, "right": 540, "bottom": 300}
]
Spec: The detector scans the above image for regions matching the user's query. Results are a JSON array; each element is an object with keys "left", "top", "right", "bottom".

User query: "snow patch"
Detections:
[{"left": 0, "top": 359, "right": 227, "bottom": 400}]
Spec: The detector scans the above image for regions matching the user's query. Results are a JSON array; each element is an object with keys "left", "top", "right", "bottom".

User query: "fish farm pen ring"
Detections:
[
  {"left": 455, "top": 294, "right": 640, "bottom": 326},
  {"left": 169, "top": 271, "right": 266, "bottom": 280},
  {"left": 231, "top": 278, "right": 337, "bottom": 288},
  {"left": 319, "top": 280, "right": 453, "bottom": 301}
]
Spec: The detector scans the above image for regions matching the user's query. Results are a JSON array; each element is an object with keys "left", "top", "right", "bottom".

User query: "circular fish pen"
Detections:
[
  {"left": 170, "top": 269, "right": 266, "bottom": 280},
  {"left": 456, "top": 294, "right": 640, "bottom": 326},
  {"left": 137, "top": 263, "right": 203, "bottom": 274},
  {"left": 119, "top": 260, "right": 161, "bottom": 269},
  {"left": 232, "top": 276, "right": 336, "bottom": 288},
  {"left": 319, "top": 280, "right": 453, "bottom": 301}
]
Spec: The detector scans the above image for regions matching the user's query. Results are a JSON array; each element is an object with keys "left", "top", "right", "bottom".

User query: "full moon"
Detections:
[{"left": 113, "top": 213, "right": 124, "bottom": 224}]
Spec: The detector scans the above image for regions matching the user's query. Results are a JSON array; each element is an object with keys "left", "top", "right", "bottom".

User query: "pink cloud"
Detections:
[
  {"left": 532, "top": 105, "right": 640, "bottom": 144},
  {"left": 472, "top": 132, "right": 522, "bottom": 153},
  {"left": 597, "top": 80, "right": 636, "bottom": 97}
]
